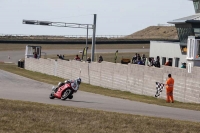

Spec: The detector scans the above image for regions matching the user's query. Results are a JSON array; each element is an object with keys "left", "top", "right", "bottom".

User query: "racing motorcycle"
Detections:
[{"left": 49, "top": 78, "right": 81, "bottom": 100}]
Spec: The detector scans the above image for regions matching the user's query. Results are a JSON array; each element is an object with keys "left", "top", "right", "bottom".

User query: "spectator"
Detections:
[
  {"left": 57, "top": 54, "right": 64, "bottom": 60},
  {"left": 165, "top": 58, "right": 172, "bottom": 66},
  {"left": 74, "top": 55, "right": 81, "bottom": 61},
  {"left": 150, "top": 57, "right": 156, "bottom": 67},
  {"left": 33, "top": 52, "right": 38, "bottom": 59},
  {"left": 132, "top": 53, "right": 138, "bottom": 64},
  {"left": 142, "top": 54, "right": 146, "bottom": 65},
  {"left": 98, "top": 55, "right": 103, "bottom": 63},
  {"left": 138, "top": 54, "right": 141, "bottom": 61},
  {"left": 156, "top": 56, "right": 160, "bottom": 61},
  {"left": 181, "top": 63, "right": 186, "bottom": 68},
  {"left": 147, "top": 57, "right": 153, "bottom": 67},
  {"left": 154, "top": 56, "right": 161, "bottom": 68},
  {"left": 87, "top": 57, "right": 91, "bottom": 63},
  {"left": 137, "top": 58, "right": 144, "bottom": 65},
  {"left": 135, "top": 53, "right": 138, "bottom": 57}
]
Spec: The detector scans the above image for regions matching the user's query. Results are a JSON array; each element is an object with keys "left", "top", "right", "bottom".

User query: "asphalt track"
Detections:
[
  {"left": 0, "top": 69, "right": 200, "bottom": 122},
  {"left": 0, "top": 49, "right": 149, "bottom": 63}
]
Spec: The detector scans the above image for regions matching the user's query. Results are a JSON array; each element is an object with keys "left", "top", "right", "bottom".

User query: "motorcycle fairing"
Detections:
[{"left": 54, "top": 83, "right": 71, "bottom": 98}]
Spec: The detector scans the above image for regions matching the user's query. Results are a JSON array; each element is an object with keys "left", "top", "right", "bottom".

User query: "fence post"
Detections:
[{"left": 54, "top": 60, "right": 57, "bottom": 76}]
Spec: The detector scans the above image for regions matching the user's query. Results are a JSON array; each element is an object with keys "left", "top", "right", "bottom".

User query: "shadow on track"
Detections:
[{"left": 67, "top": 100, "right": 101, "bottom": 104}]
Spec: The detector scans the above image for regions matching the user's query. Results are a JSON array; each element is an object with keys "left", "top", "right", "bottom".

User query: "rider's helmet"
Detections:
[{"left": 77, "top": 77, "right": 81, "bottom": 84}]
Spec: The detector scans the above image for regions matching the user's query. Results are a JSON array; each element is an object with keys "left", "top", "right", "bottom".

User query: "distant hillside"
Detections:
[{"left": 125, "top": 26, "right": 178, "bottom": 40}]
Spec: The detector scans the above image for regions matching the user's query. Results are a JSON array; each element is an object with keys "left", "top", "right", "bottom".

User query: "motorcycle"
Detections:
[{"left": 49, "top": 78, "right": 81, "bottom": 100}]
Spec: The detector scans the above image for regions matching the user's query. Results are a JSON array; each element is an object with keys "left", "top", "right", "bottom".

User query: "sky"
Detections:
[{"left": 0, "top": 0, "right": 195, "bottom": 36}]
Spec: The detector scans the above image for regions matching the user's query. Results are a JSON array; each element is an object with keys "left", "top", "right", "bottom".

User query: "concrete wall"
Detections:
[
  {"left": 150, "top": 41, "right": 187, "bottom": 67},
  {"left": 25, "top": 58, "right": 200, "bottom": 103}
]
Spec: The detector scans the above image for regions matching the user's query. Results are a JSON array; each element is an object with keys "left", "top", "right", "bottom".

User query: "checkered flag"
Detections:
[{"left": 155, "top": 82, "right": 165, "bottom": 97}]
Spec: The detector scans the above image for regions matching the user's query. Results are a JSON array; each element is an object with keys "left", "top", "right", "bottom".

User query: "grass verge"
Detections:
[
  {"left": 0, "top": 63, "right": 200, "bottom": 111},
  {"left": 0, "top": 99, "right": 200, "bottom": 133},
  {"left": 0, "top": 43, "right": 149, "bottom": 51}
]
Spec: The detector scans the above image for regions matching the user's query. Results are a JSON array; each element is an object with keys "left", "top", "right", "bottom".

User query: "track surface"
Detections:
[
  {"left": 0, "top": 49, "right": 149, "bottom": 63},
  {"left": 0, "top": 70, "right": 200, "bottom": 122}
]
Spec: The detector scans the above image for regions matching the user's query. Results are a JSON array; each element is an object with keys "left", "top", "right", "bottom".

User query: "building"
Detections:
[{"left": 150, "top": 0, "right": 200, "bottom": 71}]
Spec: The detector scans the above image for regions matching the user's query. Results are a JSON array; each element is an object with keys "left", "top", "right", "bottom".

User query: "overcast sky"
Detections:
[{"left": 0, "top": 0, "right": 195, "bottom": 35}]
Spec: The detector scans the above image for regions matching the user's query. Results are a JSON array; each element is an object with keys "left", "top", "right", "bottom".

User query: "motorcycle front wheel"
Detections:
[
  {"left": 61, "top": 89, "right": 72, "bottom": 100},
  {"left": 49, "top": 92, "right": 55, "bottom": 99},
  {"left": 68, "top": 95, "right": 73, "bottom": 99}
]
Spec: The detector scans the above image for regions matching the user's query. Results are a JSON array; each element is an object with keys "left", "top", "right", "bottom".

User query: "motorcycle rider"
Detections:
[{"left": 53, "top": 78, "right": 81, "bottom": 93}]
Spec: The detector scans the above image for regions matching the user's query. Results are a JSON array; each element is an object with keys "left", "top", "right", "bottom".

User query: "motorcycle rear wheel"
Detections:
[{"left": 61, "top": 89, "right": 72, "bottom": 100}]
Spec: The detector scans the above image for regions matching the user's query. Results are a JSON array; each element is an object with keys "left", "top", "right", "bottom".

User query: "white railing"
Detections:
[
  {"left": 0, "top": 34, "right": 126, "bottom": 38},
  {"left": 157, "top": 24, "right": 175, "bottom": 26}
]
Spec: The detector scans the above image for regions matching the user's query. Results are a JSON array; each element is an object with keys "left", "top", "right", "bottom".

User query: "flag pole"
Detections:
[{"left": 86, "top": 24, "right": 88, "bottom": 61}]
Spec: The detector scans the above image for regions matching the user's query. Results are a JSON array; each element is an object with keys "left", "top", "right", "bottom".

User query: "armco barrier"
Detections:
[{"left": 25, "top": 58, "right": 200, "bottom": 103}]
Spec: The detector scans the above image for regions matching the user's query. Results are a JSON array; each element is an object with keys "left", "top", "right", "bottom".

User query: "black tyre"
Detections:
[
  {"left": 61, "top": 89, "right": 72, "bottom": 100},
  {"left": 49, "top": 92, "right": 55, "bottom": 99},
  {"left": 68, "top": 95, "right": 73, "bottom": 99}
]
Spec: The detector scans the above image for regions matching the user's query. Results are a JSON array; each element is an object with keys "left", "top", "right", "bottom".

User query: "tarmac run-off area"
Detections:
[{"left": 0, "top": 69, "right": 200, "bottom": 122}]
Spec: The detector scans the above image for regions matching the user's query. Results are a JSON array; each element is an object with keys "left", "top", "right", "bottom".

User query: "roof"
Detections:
[
  {"left": 168, "top": 13, "right": 200, "bottom": 24},
  {"left": 189, "top": 0, "right": 200, "bottom": 2}
]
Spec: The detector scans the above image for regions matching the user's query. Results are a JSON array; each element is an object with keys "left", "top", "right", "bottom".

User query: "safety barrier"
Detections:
[{"left": 25, "top": 58, "right": 200, "bottom": 103}]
